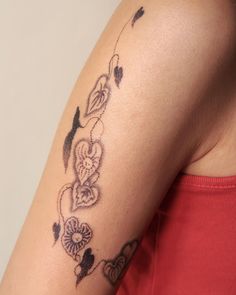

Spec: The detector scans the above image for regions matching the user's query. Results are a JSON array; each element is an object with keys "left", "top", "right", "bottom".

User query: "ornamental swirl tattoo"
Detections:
[{"left": 52, "top": 6, "right": 145, "bottom": 287}]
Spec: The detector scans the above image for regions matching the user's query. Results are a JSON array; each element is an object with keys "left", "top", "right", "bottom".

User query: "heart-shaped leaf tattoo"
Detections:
[
  {"left": 103, "top": 255, "right": 127, "bottom": 285},
  {"left": 71, "top": 182, "right": 99, "bottom": 211},
  {"left": 86, "top": 74, "right": 111, "bottom": 116},
  {"left": 103, "top": 239, "right": 139, "bottom": 285},
  {"left": 74, "top": 140, "right": 103, "bottom": 185}
]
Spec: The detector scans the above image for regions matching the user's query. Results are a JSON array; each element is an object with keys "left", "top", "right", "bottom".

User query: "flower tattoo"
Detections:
[{"left": 62, "top": 217, "right": 93, "bottom": 259}]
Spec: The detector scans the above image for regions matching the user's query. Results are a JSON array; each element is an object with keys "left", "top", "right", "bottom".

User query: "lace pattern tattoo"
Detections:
[{"left": 52, "top": 6, "right": 145, "bottom": 287}]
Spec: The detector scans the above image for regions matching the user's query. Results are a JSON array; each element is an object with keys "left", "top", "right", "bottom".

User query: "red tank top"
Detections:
[{"left": 117, "top": 172, "right": 236, "bottom": 295}]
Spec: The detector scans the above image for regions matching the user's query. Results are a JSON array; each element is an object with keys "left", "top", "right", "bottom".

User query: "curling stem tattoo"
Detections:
[{"left": 52, "top": 6, "right": 145, "bottom": 287}]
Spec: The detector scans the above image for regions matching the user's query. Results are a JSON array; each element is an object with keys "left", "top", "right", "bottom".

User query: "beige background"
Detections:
[{"left": 0, "top": 0, "right": 120, "bottom": 280}]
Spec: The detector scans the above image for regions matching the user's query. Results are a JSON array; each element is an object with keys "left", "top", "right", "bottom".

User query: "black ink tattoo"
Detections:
[
  {"left": 63, "top": 107, "right": 83, "bottom": 172},
  {"left": 71, "top": 139, "right": 102, "bottom": 210},
  {"left": 74, "top": 239, "right": 139, "bottom": 286},
  {"left": 114, "top": 66, "right": 123, "bottom": 88},
  {"left": 53, "top": 140, "right": 103, "bottom": 242},
  {"left": 86, "top": 74, "right": 111, "bottom": 116},
  {"left": 75, "top": 248, "right": 95, "bottom": 286},
  {"left": 52, "top": 222, "right": 61, "bottom": 243},
  {"left": 132, "top": 6, "right": 145, "bottom": 27},
  {"left": 62, "top": 217, "right": 93, "bottom": 259},
  {"left": 52, "top": 6, "right": 145, "bottom": 287},
  {"left": 103, "top": 240, "right": 139, "bottom": 285}
]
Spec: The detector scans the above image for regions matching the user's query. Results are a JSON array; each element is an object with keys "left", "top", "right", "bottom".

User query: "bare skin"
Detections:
[
  {"left": 0, "top": 1, "right": 236, "bottom": 295},
  {"left": 183, "top": 55, "right": 236, "bottom": 176}
]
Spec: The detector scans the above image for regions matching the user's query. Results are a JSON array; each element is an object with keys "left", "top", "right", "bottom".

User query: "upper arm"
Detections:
[{"left": 1, "top": 1, "right": 235, "bottom": 294}]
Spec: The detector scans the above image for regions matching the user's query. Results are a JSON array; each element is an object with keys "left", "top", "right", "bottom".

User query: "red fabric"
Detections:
[{"left": 116, "top": 172, "right": 236, "bottom": 295}]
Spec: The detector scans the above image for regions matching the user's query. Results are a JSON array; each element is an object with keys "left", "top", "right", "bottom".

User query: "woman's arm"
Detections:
[{"left": 0, "top": 0, "right": 234, "bottom": 294}]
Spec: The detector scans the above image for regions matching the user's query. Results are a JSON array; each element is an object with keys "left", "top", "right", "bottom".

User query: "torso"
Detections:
[
  {"left": 181, "top": 55, "right": 236, "bottom": 176},
  {"left": 183, "top": 99, "right": 236, "bottom": 177}
]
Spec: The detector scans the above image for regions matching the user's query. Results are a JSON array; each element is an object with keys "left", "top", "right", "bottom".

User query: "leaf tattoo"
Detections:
[
  {"left": 71, "top": 140, "right": 102, "bottom": 210},
  {"left": 132, "top": 6, "right": 145, "bottom": 27},
  {"left": 52, "top": 222, "right": 61, "bottom": 243},
  {"left": 103, "top": 240, "right": 139, "bottom": 285},
  {"left": 86, "top": 75, "right": 111, "bottom": 116},
  {"left": 114, "top": 66, "right": 123, "bottom": 88},
  {"left": 75, "top": 248, "right": 95, "bottom": 286},
  {"left": 63, "top": 107, "right": 83, "bottom": 172}
]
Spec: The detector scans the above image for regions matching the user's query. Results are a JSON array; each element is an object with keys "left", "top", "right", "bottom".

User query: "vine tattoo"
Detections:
[{"left": 52, "top": 6, "right": 145, "bottom": 287}]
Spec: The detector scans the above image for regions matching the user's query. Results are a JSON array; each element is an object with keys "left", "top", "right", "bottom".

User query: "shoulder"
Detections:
[{"left": 133, "top": 0, "right": 236, "bottom": 58}]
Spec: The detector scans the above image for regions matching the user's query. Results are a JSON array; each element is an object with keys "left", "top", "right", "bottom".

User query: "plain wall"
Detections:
[{"left": 0, "top": 0, "right": 120, "bottom": 280}]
